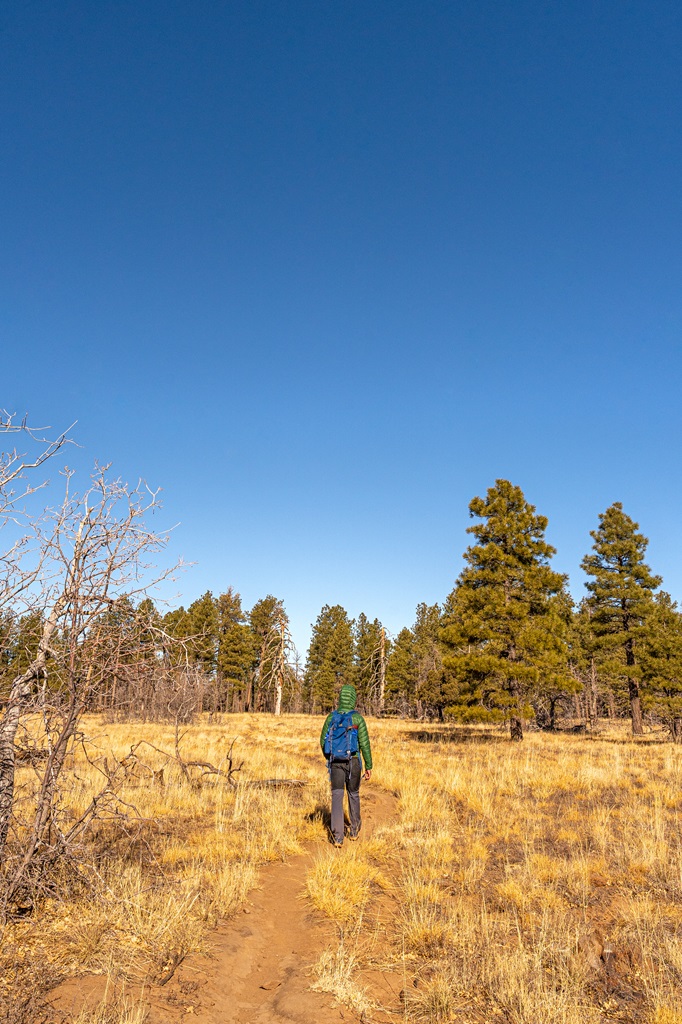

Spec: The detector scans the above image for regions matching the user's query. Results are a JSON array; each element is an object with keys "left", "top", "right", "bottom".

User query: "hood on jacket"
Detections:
[{"left": 337, "top": 684, "right": 357, "bottom": 712}]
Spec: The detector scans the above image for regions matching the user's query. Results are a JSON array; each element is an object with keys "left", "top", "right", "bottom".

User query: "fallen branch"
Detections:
[
  {"left": 152, "top": 950, "right": 185, "bottom": 987},
  {"left": 244, "top": 779, "right": 307, "bottom": 789},
  {"left": 113, "top": 732, "right": 244, "bottom": 789}
]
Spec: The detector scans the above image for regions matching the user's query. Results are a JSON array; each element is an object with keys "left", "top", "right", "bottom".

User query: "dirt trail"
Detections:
[{"left": 51, "top": 784, "right": 398, "bottom": 1024}]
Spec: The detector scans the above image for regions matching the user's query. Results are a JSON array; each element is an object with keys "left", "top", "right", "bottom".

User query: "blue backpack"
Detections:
[{"left": 323, "top": 710, "right": 359, "bottom": 762}]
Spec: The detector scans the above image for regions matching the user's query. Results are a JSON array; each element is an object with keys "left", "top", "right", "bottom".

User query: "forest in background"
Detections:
[{"left": 2, "top": 420, "right": 681, "bottom": 743}]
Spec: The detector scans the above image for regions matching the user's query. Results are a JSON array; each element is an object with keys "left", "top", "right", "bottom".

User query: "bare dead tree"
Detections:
[
  {"left": 378, "top": 625, "right": 386, "bottom": 714},
  {"left": 0, "top": 412, "right": 74, "bottom": 612},
  {"left": 106, "top": 732, "right": 244, "bottom": 791},
  {"left": 87, "top": 601, "right": 208, "bottom": 723},
  {"left": 0, "top": 411, "right": 74, "bottom": 511},
  {"left": 358, "top": 626, "right": 391, "bottom": 716},
  {"left": 256, "top": 614, "right": 300, "bottom": 714},
  {"left": 0, "top": 465, "right": 180, "bottom": 908}
]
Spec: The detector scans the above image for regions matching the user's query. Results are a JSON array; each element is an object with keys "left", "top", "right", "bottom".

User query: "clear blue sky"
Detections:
[{"left": 3, "top": 1, "right": 681, "bottom": 653}]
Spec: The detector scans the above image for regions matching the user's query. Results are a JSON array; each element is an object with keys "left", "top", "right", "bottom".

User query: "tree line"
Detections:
[
  {"left": 304, "top": 480, "right": 681, "bottom": 741},
  {"left": 3, "top": 478, "right": 679, "bottom": 741}
]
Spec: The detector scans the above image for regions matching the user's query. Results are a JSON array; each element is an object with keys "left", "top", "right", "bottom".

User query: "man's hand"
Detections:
[{"left": 363, "top": 769, "right": 372, "bottom": 781}]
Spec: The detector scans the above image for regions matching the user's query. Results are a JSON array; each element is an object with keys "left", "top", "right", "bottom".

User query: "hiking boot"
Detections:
[
  {"left": 348, "top": 828, "right": 361, "bottom": 842},
  {"left": 332, "top": 839, "right": 343, "bottom": 848}
]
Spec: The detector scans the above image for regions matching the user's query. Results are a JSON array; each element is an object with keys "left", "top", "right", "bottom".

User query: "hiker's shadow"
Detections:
[{"left": 305, "top": 802, "right": 331, "bottom": 831}]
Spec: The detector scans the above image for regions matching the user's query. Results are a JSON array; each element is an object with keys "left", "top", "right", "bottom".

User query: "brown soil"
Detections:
[{"left": 48, "top": 784, "right": 398, "bottom": 1024}]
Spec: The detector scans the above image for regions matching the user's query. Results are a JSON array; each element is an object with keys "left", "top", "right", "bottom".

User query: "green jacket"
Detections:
[{"left": 320, "top": 684, "right": 373, "bottom": 770}]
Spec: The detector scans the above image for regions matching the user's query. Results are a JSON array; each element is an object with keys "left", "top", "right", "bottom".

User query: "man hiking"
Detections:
[{"left": 320, "top": 682, "right": 373, "bottom": 847}]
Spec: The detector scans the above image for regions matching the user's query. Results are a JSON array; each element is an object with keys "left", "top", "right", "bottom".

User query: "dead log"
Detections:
[{"left": 244, "top": 779, "right": 307, "bottom": 789}]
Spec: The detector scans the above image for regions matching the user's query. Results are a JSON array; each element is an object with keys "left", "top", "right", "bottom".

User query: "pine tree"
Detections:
[
  {"left": 384, "top": 604, "right": 444, "bottom": 717},
  {"left": 385, "top": 627, "right": 416, "bottom": 714},
  {"left": 412, "top": 603, "right": 446, "bottom": 717},
  {"left": 162, "top": 605, "right": 189, "bottom": 664},
  {"left": 529, "top": 590, "right": 581, "bottom": 729},
  {"left": 5, "top": 611, "right": 44, "bottom": 679},
  {"left": 441, "top": 479, "right": 570, "bottom": 740},
  {"left": 90, "top": 596, "right": 141, "bottom": 711},
  {"left": 0, "top": 610, "right": 14, "bottom": 699},
  {"left": 641, "top": 592, "right": 682, "bottom": 741},
  {"left": 305, "top": 604, "right": 355, "bottom": 713},
  {"left": 581, "top": 503, "right": 661, "bottom": 735},
  {"left": 136, "top": 597, "right": 161, "bottom": 659},
  {"left": 216, "top": 588, "right": 256, "bottom": 711},
  {"left": 184, "top": 591, "right": 220, "bottom": 674}
]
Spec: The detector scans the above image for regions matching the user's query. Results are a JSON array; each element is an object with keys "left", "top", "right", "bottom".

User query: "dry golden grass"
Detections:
[
  {"left": 304, "top": 718, "right": 682, "bottom": 1023},
  {"left": 305, "top": 847, "right": 381, "bottom": 926},
  {"left": 5, "top": 712, "right": 682, "bottom": 1024},
  {"left": 71, "top": 983, "right": 149, "bottom": 1024},
  {"left": 312, "top": 938, "right": 373, "bottom": 1016},
  {"left": 1, "top": 713, "right": 329, "bottom": 1019}
]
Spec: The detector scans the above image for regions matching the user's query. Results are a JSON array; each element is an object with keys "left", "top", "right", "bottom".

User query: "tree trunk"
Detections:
[
  {"left": 629, "top": 679, "right": 644, "bottom": 736},
  {"left": 510, "top": 716, "right": 524, "bottom": 741},
  {"left": 588, "top": 657, "right": 598, "bottom": 725},
  {"left": 549, "top": 697, "right": 558, "bottom": 731},
  {"left": 533, "top": 701, "right": 550, "bottom": 731},
  {"left": 509, "top": 672, "right": 523, "bottom": 740},
  {"left": 5, "top": 697, "right": 81, "bottom": 899},
  {"left": 624, "top": 636, "right": 643, "bottom": 736},
  {"left": 0, "top": 601, "right": 63, "bottom": 854},
  {"left": 671, "top": 718, "right": 682, "bottom": 743}
]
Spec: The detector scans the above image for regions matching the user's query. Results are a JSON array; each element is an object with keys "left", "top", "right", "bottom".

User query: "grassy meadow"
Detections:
[{"left": 3, "top": 714, "right": 682, "bottom": 1023}]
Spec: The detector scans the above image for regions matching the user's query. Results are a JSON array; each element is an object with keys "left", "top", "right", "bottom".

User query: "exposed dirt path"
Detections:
[{"left": 50, "top": 784, "right": 398, "bottom": 1024}]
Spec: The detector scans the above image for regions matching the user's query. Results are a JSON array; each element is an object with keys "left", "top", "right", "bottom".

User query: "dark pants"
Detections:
[{"left": 330, "top": 756, "right": 361, "bottom": 844}]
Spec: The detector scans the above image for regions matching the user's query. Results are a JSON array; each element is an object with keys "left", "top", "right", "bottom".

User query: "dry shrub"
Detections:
[
  {"left": 312, "top": 930, "right": 373, "bottom": 1016},
  {"left": 305, "top": 849, "right": 380, "bottom": 926}
]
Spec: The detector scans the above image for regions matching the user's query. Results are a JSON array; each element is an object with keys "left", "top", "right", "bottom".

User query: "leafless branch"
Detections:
[{"left": 0, "top": 462, "right": 183, "bottom": 915}]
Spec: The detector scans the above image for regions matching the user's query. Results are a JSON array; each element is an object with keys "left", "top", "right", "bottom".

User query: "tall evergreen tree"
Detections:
[
  {"left": 91, "top": 596, "right": 141, "bottom": 710},
  {"left": 385, "top": 626, "right": 415, "bottom": 714},
  {"left": 5, "top": 610, "right": 44, "bottom": 680},
  {"left": 184, "top": 591, "right": 220, "bottom": 674},
  {"left": 136, "top": 597, "right": 161, "bottom": 657},
  {"left": 305, "top": 604, "right": 355, "bottom": 713},
  {"left": 162, "top": 605, "right": 189, "bottom": 664},
  {"left": 641, "top": 592, "right": 682, "bottom": 740},
  {"left": 581, "top": 502, "right": 661, "bottom": 735},
  {"left": 441, "top": 479, "right": 570, "bottom": 740},
  {"left": 0, "top": 610, "right": 14, "bottom": 699},
  {"left": 384, "top": 603, "right": 444, "bottom": 717},
  {"left": 529, "top": 590, "right": 581, "bottom": 729},
  {"left": 216, "top": 588, "right": 256, "bottom": 711},
  {"left": 412, "top": 602, "right": 446, "bottom": 717}
]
